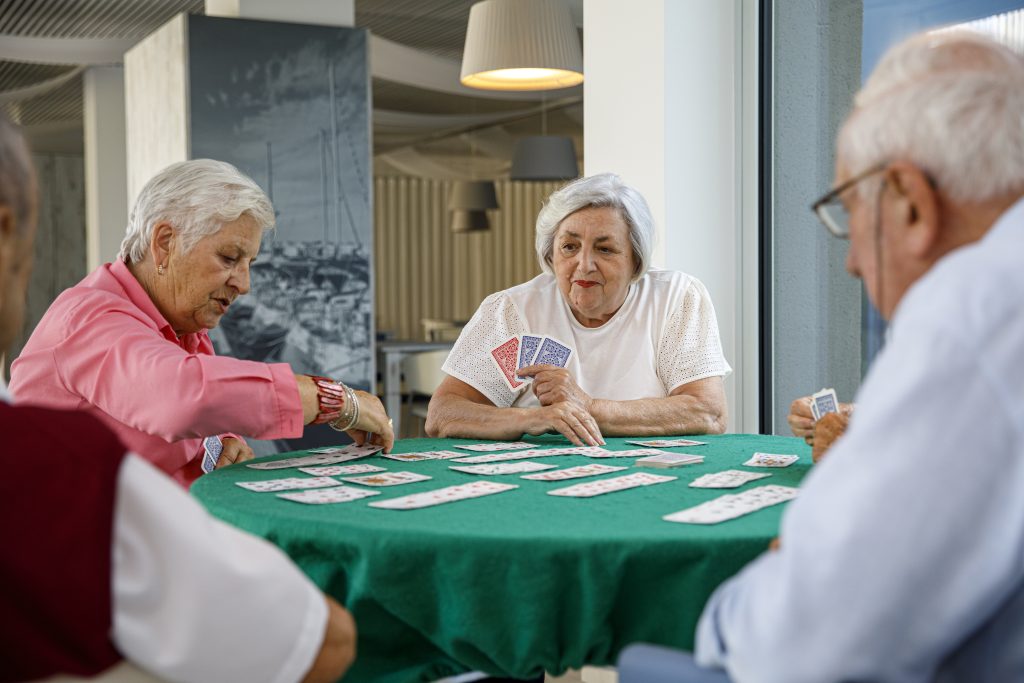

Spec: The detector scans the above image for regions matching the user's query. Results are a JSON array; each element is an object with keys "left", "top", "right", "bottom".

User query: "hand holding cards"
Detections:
[{"left": 490, "top": 334, "right": 574, "bottom": 390}]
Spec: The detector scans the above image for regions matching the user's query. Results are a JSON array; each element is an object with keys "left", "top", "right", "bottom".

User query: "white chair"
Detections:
[{"left": 401, "top": 349, "right": 449, "bottom": 437}]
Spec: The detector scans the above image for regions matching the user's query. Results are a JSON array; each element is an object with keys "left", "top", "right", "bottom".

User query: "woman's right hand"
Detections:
[
  {"left": 345, "top": 390, "right": 395, "bottom": 453},
  {"left": 525, "top": 401, "right": 604, "bottom": 447}
]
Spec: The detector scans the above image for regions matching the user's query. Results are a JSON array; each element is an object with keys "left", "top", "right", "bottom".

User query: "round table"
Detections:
[{"left": 192, "top": 434, "right": 810, "bottom": 683}]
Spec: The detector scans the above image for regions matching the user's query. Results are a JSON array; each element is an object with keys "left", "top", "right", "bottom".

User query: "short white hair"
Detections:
[
  {"left": 534, "top": 173, "right": 655, "bottom": 280},
  {"left": 119, "top": 159, "right": 275, "bottom": 264},
  {"left": 839, "top": 31, "right": 1024, "bottom": 204}
]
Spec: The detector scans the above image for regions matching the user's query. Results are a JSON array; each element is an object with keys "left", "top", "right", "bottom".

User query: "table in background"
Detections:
[
  {"left": 377, "top": 340, "right": 453, "bottom": 436},
  {"left": 192, "top": 434, "right": 811, "bottom": 683}
]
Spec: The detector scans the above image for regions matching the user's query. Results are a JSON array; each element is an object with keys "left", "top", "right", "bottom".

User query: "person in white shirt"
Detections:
[
  {"left": 695, "top": 31, "right": 1024, "bottom": 682},
  {"left": 0, "top": 112, "right": 355, "bottom": 683},
  {"left": 426, "top": 173, "right": 731, "bottom": 446}
]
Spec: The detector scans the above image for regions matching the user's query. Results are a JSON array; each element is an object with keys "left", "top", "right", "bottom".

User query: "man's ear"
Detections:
[
  {"left": 150, "top": 221, "right": 176, "bottom": 266},
  {"left": 887, "top": 161, "right": 939, "bottom": 258}
]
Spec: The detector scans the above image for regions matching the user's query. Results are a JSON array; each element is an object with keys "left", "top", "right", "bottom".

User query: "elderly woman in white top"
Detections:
[{"left": 426, "top": 173, "right": 730, "bottom": 446}]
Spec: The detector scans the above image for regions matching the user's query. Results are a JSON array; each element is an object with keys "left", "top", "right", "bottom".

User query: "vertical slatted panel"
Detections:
[{"left": 373, "top": 177, "right": 562, "bottom": 341}]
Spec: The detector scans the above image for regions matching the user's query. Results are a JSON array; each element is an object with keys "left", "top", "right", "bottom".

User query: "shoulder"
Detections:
[
  {"left": 473, "top": 274, "right": 557, "bottom": 320},
  {"left": 634, "top": 269, "right": 712, "bottom": 313}
]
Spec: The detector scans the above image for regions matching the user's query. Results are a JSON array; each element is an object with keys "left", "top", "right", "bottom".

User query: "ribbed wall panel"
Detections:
[{"left": 374, "top": 177, "right": 560, "bottom": 340}]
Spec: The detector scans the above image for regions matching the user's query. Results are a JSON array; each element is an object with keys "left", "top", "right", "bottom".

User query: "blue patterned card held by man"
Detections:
[{"left": 534, "top": 336, "right": 573, "bottom": 368}]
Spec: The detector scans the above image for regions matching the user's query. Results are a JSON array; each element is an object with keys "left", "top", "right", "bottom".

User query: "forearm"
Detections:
[
  {"left": 426, "top": 394, "right": 537, "bottom": 440},
  {"left": 590, "top": 393, "right": 727, "bottom": 436}
]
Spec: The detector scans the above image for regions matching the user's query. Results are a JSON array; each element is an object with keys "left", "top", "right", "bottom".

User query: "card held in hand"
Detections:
[
  {"left": 811, "top": 387, "right": 839, "bottom": 421},
  {"left": 533, "top": 336, "right": 573, "bottom": 368},
  {"left": 516, "top": 334, "right": 543, "bottom": 379},
  {"left": 490, "top": 337, "right": 523, "bottom": 390}
]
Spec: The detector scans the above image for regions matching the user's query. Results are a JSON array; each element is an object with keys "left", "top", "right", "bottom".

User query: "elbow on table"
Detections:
[
  {"left": 424, "top": 401, "right": 447, "bottom": 438},
  {"left": 700, "top": 402, "right": 728, "bottom": 435}
]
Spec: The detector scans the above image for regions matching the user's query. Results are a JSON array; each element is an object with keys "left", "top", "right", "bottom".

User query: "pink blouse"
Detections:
[{"left": 10, "top": 260, "right": 304, "bottom": 487}]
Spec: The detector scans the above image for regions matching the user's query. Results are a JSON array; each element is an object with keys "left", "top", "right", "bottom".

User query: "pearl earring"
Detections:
[{"left": 158, "top": 264, "right": 165, "bottom": 275}]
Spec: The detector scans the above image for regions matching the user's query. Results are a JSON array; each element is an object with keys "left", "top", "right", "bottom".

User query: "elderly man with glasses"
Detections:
[{"left": 686, "top": 30, "right": 1024, "bottom": 683}]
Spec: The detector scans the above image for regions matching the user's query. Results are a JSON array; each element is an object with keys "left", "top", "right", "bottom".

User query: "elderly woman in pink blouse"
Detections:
[{"left": 10, "top": 159, "right": 392, "bottom": 486}]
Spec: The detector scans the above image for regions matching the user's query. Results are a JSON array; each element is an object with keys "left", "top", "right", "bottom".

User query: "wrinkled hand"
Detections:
[
  {"left": 788, "top": 396, "right": 816, "bottom": 445},
  {"left": 520, "top": 364, "right": 593, "bottom": 410},
  {"left": 525, "top": 400, "right": 604, "bottom": 447},
  {"left": 812, "top": 411, "right": 850, "bottom": 464},
  {"left": 216, "top": 436, "right": 255, "bottom": 469},
  {"left": 345, "top": 390, "right": 395, "bottom": 453}
]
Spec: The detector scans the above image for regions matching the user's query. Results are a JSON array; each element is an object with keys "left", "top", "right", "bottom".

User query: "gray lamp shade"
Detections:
[
  {"left": 510, "top": 135, "right": 579, "bottom": 181},
  {"left": 449, "top": 180, "right": 499, "bottom": 210},
  {"left": 451, "top": 210, "right": 492, "bottom": 233},
  {"left": 460, "top": 0, "right": 583, "bottom": 91}
]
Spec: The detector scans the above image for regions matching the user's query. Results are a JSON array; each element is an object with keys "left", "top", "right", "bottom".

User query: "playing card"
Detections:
[
  {"left": 451, "top": 449, "right": 564, "bottom": 464},
  {"left": 664, "top": 485, "right": 798, "bottom": 524},
  {"left": 454, "top": 441, "right": 535, "bottom": 452},
  {"left": 689, "top": 469, "right": 772, "bottom": 489},
  {"left": 521, "top": 463, "right": 627, "bottom": 481},
  {"left": 340, "top": 471, "right": 432, "bottom": 487},
  {"left": 744, "top": 452, "right": 799, "bottom": 468},
  {"left": 247, "top": 444, "right": 383, "bottom": 470},
  {"left": 235, "top": 476, "right": 341, "bottom": 493},
  {"left": 277, "top": 486, "right": 380, "bottom": 505},
  {"left": 811, "top": 387, "right": 839, "bottom": 421},
  {"left": 298, "top": 464, "right": 386, "bottom": 476},
  {"left": 490, "top": 337, "right": 524, "bottom": 390},
  {"left": 547, "top": 472, "right": 676, "bottom": 497},
  {"left": 516, "top": 334, "right": 543, "bottom": 379},
  {"left": 626, "top": 439, "right": 708, "bottom": 448},
  {"left": 369, "top": 481, "right": 518, "bottom": 510},
  {"left": 635, "top": 452, "right": 705, "bottom": 468},
  {"left": 201, "top": 435, "right": 223, "bottom": 474},
  {"left": 585, "top": 448, "right": 664, "bottom": 458},
  {"left": 533, "top": 336, "right": 573, "bottom": 368},
  {"left": 449, "top": 461, "right": 556, "bottom": 476},
  {"left": 381, "top": 450, "right": 465, "bottom": 462}
]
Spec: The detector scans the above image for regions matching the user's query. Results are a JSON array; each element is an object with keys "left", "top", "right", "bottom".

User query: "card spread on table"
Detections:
[
  {"left": 247, "top": 444, "right": 383, "bottom": 470},
  {"left": 635, "top": 452, "right": 705, "bottom": 468},
  {"left": 516, "top": 334, "right": 543, "bottom": 379},
  {"left": 490, "top": 337, "right": 523, "bottom": 390},
  {"left": 298, "top": 463, "right": 386, "bottom": 476},
  {"left": 340, "top": 471, "right": 432, "bottom": 487},
  {"left": 547, "top": 472, "right": 677, "bottom": 498},
  {"left": 454, "top": 441, "right": 536, "bottom": 452},
  {"left": 382, "top": 450, "right": 464, "bottom": 462},
  {"left": 277, "top": 486, "right": 381, "bottom": 505},
  {"left": 584, "top": 448, "right": 664, "bottom": 459},
  {"left": 663, "top": 485, "right": 798, "bottom": 524},
  {"left": 369, "top": 481, "right": 518, "bottom": 510},
  {"left": 449, "top": 461, "right": 556, "bottom": 476},
  {"left": 689, "top": 469, "right": 772, "bottom": 489},
  {"left": 521, "top": 463, "right": 627, "bottom": 481},
  {"left": 744, "top": 452, "right": 799, "bottom": 468},
  {"left": 201, "top": 435, "right": 223, "bottom": 474},
  {"left": 810, "top": 387, "right": 839, "bottom": 421},
  {"left": 451, "top": 449, "right": 565, "bottom": 464},
  {"left": 235, "top": 476, "right": 341, "bottom": 493},
  {"left": 626, "top": 439, "right": 708, "bottom": 448}
]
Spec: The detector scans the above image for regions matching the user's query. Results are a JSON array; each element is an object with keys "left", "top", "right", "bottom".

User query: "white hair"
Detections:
[
  {"left": 119, "top": 159, "right": 275, "bottom": 264},
  {"left": 839, "top": 31, "right": 1024, "bottom": 204},
  {"left": 534, "top": 173, "right": 655, "bottom": 280}
]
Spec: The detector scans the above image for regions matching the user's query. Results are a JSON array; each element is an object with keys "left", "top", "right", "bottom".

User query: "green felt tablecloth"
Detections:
[{"left": 192, "top": 434, "right": 810, "bottom": 683}]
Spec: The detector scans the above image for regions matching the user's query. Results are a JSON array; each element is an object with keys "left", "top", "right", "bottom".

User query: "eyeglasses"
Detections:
[{"left": 811, "top": 164, "right": 887, "bottom": 239}]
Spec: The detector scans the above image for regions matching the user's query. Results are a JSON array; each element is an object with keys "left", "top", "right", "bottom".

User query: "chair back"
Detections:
[{"left": 402, "top": 350, "right": 450, "bottom": 397}]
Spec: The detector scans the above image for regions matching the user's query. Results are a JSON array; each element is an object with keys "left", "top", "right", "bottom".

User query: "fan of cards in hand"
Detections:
[{"left": 490, "top": 334, "right": 574, "bottom": 391}]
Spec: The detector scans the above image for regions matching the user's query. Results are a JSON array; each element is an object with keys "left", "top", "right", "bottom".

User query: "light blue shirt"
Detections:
[{"left": 696, "top": 197, "right": 1024, "bottom": 683}]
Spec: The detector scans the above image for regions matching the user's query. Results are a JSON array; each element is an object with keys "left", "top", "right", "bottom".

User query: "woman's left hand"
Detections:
[
  {"left": 217, "top": 436, "right": 255, "bottom": 468},
  {"left": 519, "top": 364, "right": 594, "bottom": 411}
]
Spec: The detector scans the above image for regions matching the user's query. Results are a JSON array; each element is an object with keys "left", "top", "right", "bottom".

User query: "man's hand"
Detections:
[
  {"left": 216, "top": 436, "right": 254, "bottom": 468},
  {"left": 524, "top": 401, "right": 605, "bottom": 447},
  {"left": 812, "top": 411, "right": 850, "bottom": 463},
  {"left": 788, "top": 396, "right": 816, "bottom": 445}
]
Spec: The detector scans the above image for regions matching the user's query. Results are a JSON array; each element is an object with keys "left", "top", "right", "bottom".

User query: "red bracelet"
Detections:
[{"left": 310, "top": 376, "right": 346, "bottom": 424}]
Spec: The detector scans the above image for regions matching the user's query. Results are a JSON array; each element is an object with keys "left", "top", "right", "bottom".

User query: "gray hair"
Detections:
[
  {"left": 535, "top": 173, "right": 655, "bottom": 280},
  {"left": 839, "top": 31, "right": 1024, "bottom": 204},
  {"left": 119, "top": 159, "right": 275, "bottom": 263},
  {"left": 0, "top": 113, "right": 34, "bottom": 234}
]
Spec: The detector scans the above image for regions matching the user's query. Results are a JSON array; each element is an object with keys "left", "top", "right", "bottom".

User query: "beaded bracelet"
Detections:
[{"left": 309, "top": 375, "right": 347, "bottom": 425}]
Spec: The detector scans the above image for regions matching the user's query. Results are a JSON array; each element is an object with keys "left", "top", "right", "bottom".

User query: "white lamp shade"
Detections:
[
  {"left": 510, "top": 135, "right": 578, "bottom": 181},
  {"left": 460, "top": 0, "right": 583, "bottom": 91}
]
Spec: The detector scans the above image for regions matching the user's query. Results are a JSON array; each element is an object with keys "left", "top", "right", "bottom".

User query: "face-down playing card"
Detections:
[
  {"left": 532, "top": 336, "right": 573, "bottom": 368},
  {"left": 490, "top": 337, "right": 523, "bottom": 390},
  {"left": 516, "top": 334, "right": 543, "bottom": 379}
]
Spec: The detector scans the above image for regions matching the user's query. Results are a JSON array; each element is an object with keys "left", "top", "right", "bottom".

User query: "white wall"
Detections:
[
  {"left": 83, "top": 66, "right": 128, "bottom": 268},
  {"left": 584, "top": 0, "right": 760, "bottom": 432}
]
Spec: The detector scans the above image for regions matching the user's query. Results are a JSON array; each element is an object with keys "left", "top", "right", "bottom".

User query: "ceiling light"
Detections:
[{"left": 510, "top": 135, "right": 578, "bottom": 181}]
